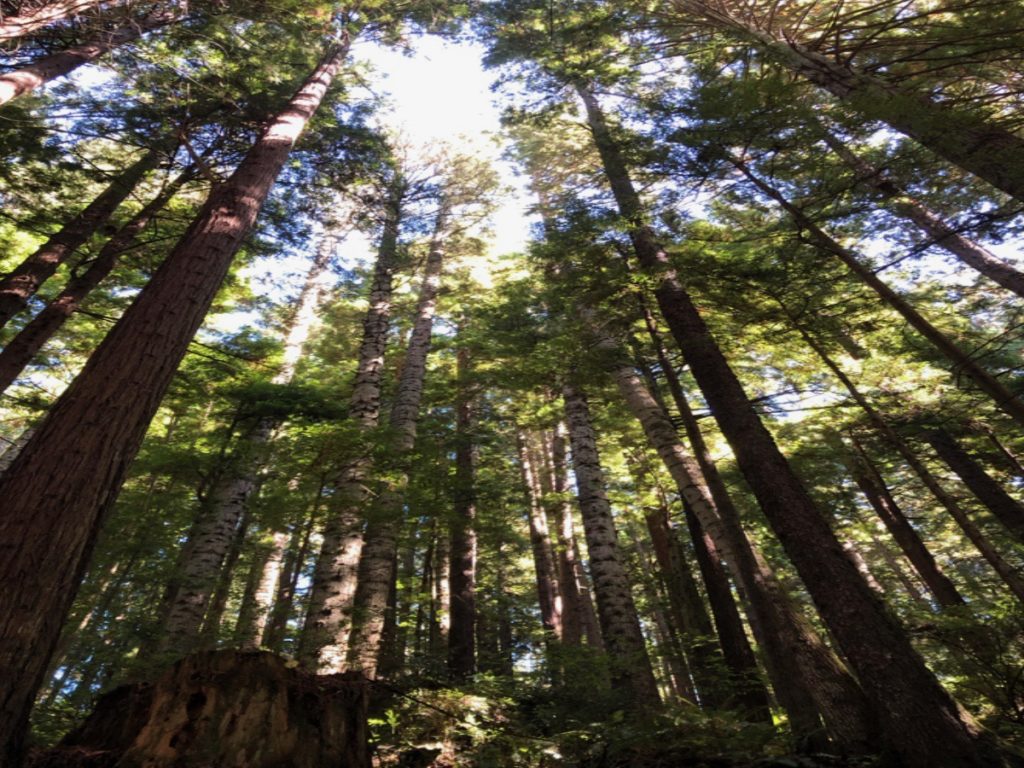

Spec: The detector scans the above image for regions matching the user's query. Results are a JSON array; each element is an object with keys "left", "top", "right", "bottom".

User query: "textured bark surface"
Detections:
[
  {"left": 927, "top": 429, "right": 1024, "bottom": 542},
  {"left": 736, "top": 160, "right": 1024, "bottom": 428},
  {"left": 448, "top": 344, "right": 477, "bottom": 679},
  {"left": 820, "top": 129, "right": 1024, "bottom": 299},
  {"left": 562, "top": 384, "right": 660, "bottom": 709},
  {"left": 576, "top": 82, "right": 1002, "bottom": 765},
  {"left": 0, "top": 167, "right": 187, "bottom": 394},
  {"left": 0, "top": 5, "right": 182, "bottom": 105},
  {"left": 302, "top": 194, "right": 403, "bottom": 671},
  {"left": 0, "top": 0, "right": 107, "bottom": 41},
  {"left": 0, "top": 40, "right": 349, "bottom": 764},
  {"left": 845, "top": 437, "right": 965, "bottom": 608},
  {"left": 29, "top": 651, "right": 370, "bottom": 768},
  {"left": 0, "top": 148, "right": 160, "bottom": 329},
  {"left": 345, "top": 207, "right": 447, "bottom": 676},
  {"left": 237, "top": 531, "right": 290, "bottom": 650}
]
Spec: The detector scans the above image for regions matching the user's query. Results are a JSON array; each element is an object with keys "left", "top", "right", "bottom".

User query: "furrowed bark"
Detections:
[
  {"left": 576, "top": 82, "right": 1003, "bottom": 765},
  {"left": 301, "top": 189, "right": 404, "bottom": 672},
  {"left": 562, "top": 383, "right": 660, "bottom": 710},
  {"left": 0, "top": 38, "right": 350, "bottom": 764},
  {"left": 345, "top": 204, "right": 447, "bottom": 677}
]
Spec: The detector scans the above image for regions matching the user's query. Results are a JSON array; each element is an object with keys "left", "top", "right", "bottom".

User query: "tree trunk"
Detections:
[
  {"left": 264, "top": 506, "right": 319, "bottom": 651},
  {"left": 734, "top": 159, "right": 1024, "bottom": 429},
  {"left": 345, "top": 204, "right": 447, "bottom": 677},
  {"left": 673, "top": 1, "right": 1024, "bottom": 202},
  {"left": 0, "top": 166, "right": 189, "bottom": 394},
  {"left": 236, "top": 530, "right": 289, "bottom": 650},
  {"left": 302, "top": 188, "right": 404, "bottom": 672},
  {"left": 0, "top": 147, "right": 161, "bottom": 329},
  {"left": 562, "top": 383, "right": 661, "bottom": 710},
  {"left": 0, "top": 0, "right": 108, "bottom": 41},
  {"left": 517, "top": 432, "right": 563, "bottom": 642},
  {"left": 0, "top": 39, "right": 350, "bottom": 765},
  {"left": 0, "top": 4, "right": 183, "bottom": 105},
  {"left": 639, "top": 302, "right": 857, "bottom": 750},
  {"left": 926, "top": 428, "right": 1024, "bottom": 542},
  {"left": 787, "top": 312, "right": 1024, "bottom": 606},
  {"left": 576, "top": 82, "right": 1001, "bottom": 765},
  {"left": 448, "top": 343, "right": 477, "bottom": 679},
  {"left": 843, "top": 436, "right": 966, "bottom": 608},
  {"left": 820, "top": 128, "right": 1024, "bottom": 298}
]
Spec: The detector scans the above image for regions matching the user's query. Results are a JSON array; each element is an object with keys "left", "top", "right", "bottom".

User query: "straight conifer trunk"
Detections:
[
  {"left": 733, "top": 160, "right": 1024, "bottom": 428},
  {"left": 345, "top": 205, "right": 448, "bottom": 677},
  {"left": 562, "top": 383, "right": 660, "bottom": 710},
  {"left": 576, "top": 82, "right": 1004, "bottom": 766},
  {"left": 0, "top": 166, "right": 189, "bottom": 394},
  {"left": 0, "top": 0, "right": 108, "bottom": 41},
  {"left": 0, "top": 4, "right": 183, "bottom": 105},
  {"left": 672, "top": 1, "right": 1024, "bottom": 202},
  {"left": 448, "top": 343, "right": 477, "bottom": 678},
  {"left": 843, "top": 437, "right": 965, "bottom": 608},
  {"left": 518, "top": 432, "right": 564, "bottom": 642},
  {"left": 0, "top": 39, "right": 349, "bottom": 764},
  {"left": 0, "top": 147, "right": 161, "bottom": 328},
  {"left": 926, "top": 429, "right": 1024, "bottom": 542},
  {"left": 302, "top": 194, "right": 404, "bottom": 672},
  {"left": 819, "top": 129, "right": 1024, "bottom": 298}
]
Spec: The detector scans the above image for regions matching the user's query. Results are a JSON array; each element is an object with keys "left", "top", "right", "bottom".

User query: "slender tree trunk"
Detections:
[
  {"left": 786, "top": 311, "right": 1024, "bottom": 606},
  {"left": 562, "top": 383, "right": 660, "bottom": 710},
  {"left": 843, "top": 436, "right": 966, "bottom": 608},
  {"left": 518, "top": 432, "right": 563, "bottom": 642},
  {"left": 576, "top": 82, "right": 1001, "bottom": 765},
  {"left": 0, "top": 4, "right": 183, "bottom": 105},
  {"left": 197, "top": 505, "right": 254, "bottom": 648},
  {"left": 0, "top": 147, "right": 161, "bottom": 329},
  {"left": 345, "top": 204, "right": 447, "bottom": 677},
  {"left": 639, "top": 303, "right": 855, "bottom": 749},
  {"left": 0, "top": 39, "right": 350, "bottom": 764},
  {"left": 0, "top": 0, "right": 109, "bottom": 41},
  {"left": 982, "top": 425, "right": 1024, "bottom": 479},
  {"left": 673, "top": 1, "right": 1024, "bottom": 202},
  {"left": 264, "top": 502, "right": 319, "bottom": 651},
  {"left": 235, "top": 530, "right": 289, "bottom": 650},
  {"left": 431, "top": 532, "right": 451, "bottom": 659},
  {"left": 926, "top": 429, "right": 1024, "bottom": 542},
  {"left": 302, "top": 189, "right": 404, "bottom": 672},
  {"left": 448, "top": 343, "right": 477, "bottom": 679},
  {"left": 819, "top": 128, "right": 1024, "bottom": 298},
  {"left": 734, "top": 159, "right": 1024, "bottom": 428},
  {"left": 0, "top": 166, "right": 189, "bottom": 394}
]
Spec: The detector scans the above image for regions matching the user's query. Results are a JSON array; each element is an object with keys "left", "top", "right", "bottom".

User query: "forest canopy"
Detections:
[{"left": 2, "top": 1, "right": 1024, "bottom": 766}]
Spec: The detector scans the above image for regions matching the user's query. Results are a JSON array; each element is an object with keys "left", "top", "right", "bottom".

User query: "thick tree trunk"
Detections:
[
  {"left": 302, "top": 192, "right": 404, "bottom": 672},
  {"left": 0, "top": 147, "right": 161, "bottom": 329},
  {"left": 0, "top": 4, "right": 183, "bottom": 105},
  {"left": 843, "top": 437, "right": 966, "bottom": 608},
  {"left": 518, "top": 432, "right": 564, "bottom": 642},
  {"left": 345, "top": 205, "right": 447, "bottom": 677},
  {"left": 820, "top": 129, "right": 1024, "bottom": 298},
  {"left": 926, "top": 429, "right": 1024, "bottom": 542},
  {"left": 673, "top": 1, "right": 1024, "bottom": 202},
  {"left": 576, "top": 82, "right": 1002, "bottom": 765},
  {"left": 735, "top": 160, "right": 1024, "bottom": 428},
  {"left": 562, "top": 383, "right": 660, "bottom": 710},
  {"left": 0, "top": 0, "right": 108, "bottom": 41},
  {"left": 0, "top": 39, "right": 349, "bottom": 764},
  {"left": 33, "top": 651, "right": 371, "bottom": 768},
  {"left": 448, "top": 343, "right": 477, "bottom": 679},
  {"left": 0, "top": 167, "right": 188, "bottom": 394}
]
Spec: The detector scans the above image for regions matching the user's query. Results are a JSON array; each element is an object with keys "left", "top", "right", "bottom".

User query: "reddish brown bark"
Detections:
[
  {"left": 0, "top": 39, "right": 349, "bottom": 764},
  {"left": 0, "top": 0, "right": 109, "bottom": 41},
  {"left": 577, "top": 82, "right": 1001, "bottom": 765}
]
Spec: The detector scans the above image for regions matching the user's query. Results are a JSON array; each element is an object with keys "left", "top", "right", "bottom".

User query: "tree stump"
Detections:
[{"left": 30, "top": 651, "right": 370, "bottom": 768}]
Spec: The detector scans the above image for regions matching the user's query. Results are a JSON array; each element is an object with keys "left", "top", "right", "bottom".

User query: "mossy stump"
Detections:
[{"left": 30, "top": 650, "right": 370, "bottom": 767}]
